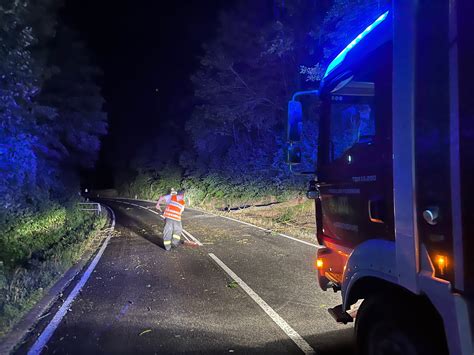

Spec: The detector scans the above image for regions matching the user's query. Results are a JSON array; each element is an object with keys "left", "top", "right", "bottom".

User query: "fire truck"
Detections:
[{"left": 287, "top": 2, "right": 473, "bottom": 354}]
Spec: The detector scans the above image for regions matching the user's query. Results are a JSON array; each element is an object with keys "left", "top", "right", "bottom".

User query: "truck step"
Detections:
[{"left": 328, "top": 304, "right": 354, "bottom": 324}]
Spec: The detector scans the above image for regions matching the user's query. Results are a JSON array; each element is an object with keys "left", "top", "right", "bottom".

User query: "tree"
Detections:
[
  {"left": 0, "top": 0, "right": 107, "bottom": 209},
  {"left": 0, "top": 0, "right": 45, "bottom": 209},
  {"left": 39, "top": 27, "right": 107, "bottom": 170},
  {"left": 186, "top": 0, "right": 324, "bottom": 185},
  {"left": 122, "top": 1, "right": 391, "bottom": 201},
  {"left": 301, "top": 0, "right": 391, "bottom": 81}
]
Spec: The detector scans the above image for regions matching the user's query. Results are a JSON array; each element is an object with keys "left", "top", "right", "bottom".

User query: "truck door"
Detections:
[{"left": 317, "top": 43, "right": 394, "bottom": 249}]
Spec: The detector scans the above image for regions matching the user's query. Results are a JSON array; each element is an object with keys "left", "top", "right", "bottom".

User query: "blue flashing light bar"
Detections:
[{"left": 323, "top": 11, "right": 390, "bottom": 79}]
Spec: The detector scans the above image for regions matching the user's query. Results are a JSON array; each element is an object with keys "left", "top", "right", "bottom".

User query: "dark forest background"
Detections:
[
  {"left": 110, "top": 0, "right": 390, "bottom": 207},
  {"left": 1, "top": 0, "right": 107, "bottom": 212},
  {"left": 0, "top": 0, "right": 392, "bottom": 234},
  {"left": 0, "top": 0, "right": 391, "bottom": 213}
]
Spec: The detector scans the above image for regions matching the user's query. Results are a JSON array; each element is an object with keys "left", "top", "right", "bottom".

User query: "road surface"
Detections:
[{"left": 17, "top": 198, "right": 355, "bottom": 354}]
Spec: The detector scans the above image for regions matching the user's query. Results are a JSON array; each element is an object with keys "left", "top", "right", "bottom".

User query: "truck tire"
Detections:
[{"left": 355, "top": 294, "right": 448, "bottom": 355}]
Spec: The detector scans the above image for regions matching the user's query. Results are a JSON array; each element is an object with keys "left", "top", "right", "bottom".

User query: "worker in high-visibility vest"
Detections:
[{"left": 156, "top": 188, "right": 185, "bottom": 251}]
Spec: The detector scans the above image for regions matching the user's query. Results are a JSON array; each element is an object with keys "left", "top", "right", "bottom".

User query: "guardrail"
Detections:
[{"left": 78, "top": 202, "right": 102, "bottom": 215}]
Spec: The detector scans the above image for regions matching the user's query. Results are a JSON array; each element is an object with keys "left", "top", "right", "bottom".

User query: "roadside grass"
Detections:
[
  {"left": 0, "top": 205, "right": 107, "bottom": 337},
  {"left": 119, "top": 171, "right": 316, "bottom": 243},
  {"left": 215, "top": 199, "right": 317, "bottom": 243}
]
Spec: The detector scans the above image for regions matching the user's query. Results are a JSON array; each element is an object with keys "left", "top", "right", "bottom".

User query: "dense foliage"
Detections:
[
  {"left": 0, "top": 0, "right": 108, "bottom": 333},
  {"left": 0, "top": 0, "right": 107, "bottom": 214},
  {"left": 119, "top": 0, "right": 389, "bottom": 207}
]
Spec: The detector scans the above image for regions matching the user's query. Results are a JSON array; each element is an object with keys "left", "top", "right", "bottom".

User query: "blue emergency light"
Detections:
[{"left": 323, "top": 11, "right": 390, "bottom": 79}]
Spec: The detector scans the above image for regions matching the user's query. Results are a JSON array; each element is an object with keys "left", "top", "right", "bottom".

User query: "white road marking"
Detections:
[
  {"left": 208, "top": 253, "right": 316, "bottom": 355},
  {"left": 182, "top": 229, "right": 203, "bottom": 246},
  {"left": 28, "top": 205, "right": 116, "bottom": 355},
  {"left": 109, "top": 198, "right": 321, "bottom": 249},
  {"left": 180, "top": 232, "right": 191, "bottom": 242},
  {"left": 113, "top": 200, "right": 199, "bottom": 245}
]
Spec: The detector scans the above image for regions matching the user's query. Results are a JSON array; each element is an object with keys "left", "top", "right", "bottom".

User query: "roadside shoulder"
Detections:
[{"left": 0, "top": 204, "right": 115, "bottom": 355}]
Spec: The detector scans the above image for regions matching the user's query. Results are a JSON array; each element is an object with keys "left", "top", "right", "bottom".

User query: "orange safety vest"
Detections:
[{"left": 163, "top": 195, "right": 185, "bottom": 221}]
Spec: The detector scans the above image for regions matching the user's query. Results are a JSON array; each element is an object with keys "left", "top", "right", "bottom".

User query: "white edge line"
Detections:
[
  {"left": 28, "top": 205, "right": 116, "bottom": 355},
  {"left": 108, "top": 198, "right": 321, "bottom": 249},
  {"left": 208, "top": 253, "right": 316, "bottom": 355},
  {"left": 112, "top": 200, "right": 200, "bottom": 246},
  {"left": 275, "top": 232, "right": 319, "bottom": 248},
  {"left": 107, "top": 205, "right": 116, "bottom": 229},
  {"left": 209, "top": 213, "right": 320, "bottom": 248}
]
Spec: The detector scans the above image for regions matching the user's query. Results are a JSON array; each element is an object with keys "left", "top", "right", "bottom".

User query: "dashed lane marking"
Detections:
[
  {"left": 182, "top": 229, "right": 203, "bottom": 246},
  {"left": 209, "top": 253, "right": 316, "bottom": 355}
]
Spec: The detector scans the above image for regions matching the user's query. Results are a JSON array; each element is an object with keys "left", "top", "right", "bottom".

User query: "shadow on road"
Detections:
[
  {"left": 111, "top": 202, "right": 167, "bottom": 250},
  {"left": 307, "top": 327, "right": 355, "bottom": 354},
  {"left": 33, "top": 322, "right": 354, "bottom": 355}
]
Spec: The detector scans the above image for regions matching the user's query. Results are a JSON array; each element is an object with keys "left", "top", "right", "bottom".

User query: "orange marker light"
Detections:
[
  {"left": 316, "top": 259, "right": 324, "bottom": 269},
  {"left": 436, "top": 255, "right": 448, "bottom": 275}
]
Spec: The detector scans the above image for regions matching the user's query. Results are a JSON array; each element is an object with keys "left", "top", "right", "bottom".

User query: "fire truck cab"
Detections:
[{"left": 287, "top": 2, "right": 474, "bottom": 354}]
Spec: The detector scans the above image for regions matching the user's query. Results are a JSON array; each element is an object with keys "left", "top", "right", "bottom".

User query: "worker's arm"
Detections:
[
  {"left": 177, "top": 194, "right": 185, "bottom": 210},
  {"left": 156, "top": 195, "right": 170, "bottom": 211}
]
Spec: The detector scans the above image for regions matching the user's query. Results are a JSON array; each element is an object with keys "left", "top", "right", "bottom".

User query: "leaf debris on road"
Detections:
[
  {"left": 38, "top": 312, "right": 51, "bottom": 320},
  {"left": 139, "top": 329, "right": 152, "bottom": 336},
  {"left": 227, "top": 280, "right": 238, "bottom": 289}
]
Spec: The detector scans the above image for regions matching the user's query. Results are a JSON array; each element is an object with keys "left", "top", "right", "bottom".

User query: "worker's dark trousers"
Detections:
[{"left": 163, "top": 218, "right": 182, "bottom": 251}]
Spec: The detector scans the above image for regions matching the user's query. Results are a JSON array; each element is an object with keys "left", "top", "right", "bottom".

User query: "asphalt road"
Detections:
[{"left": 17, "top": 199, "right": 355, "bottom": 354}]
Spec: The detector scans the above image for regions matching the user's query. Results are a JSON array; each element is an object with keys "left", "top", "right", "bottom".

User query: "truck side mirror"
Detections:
[
  {"left": 287, "top": 144, "right": 302, "bottom": 165},
  {"left": 287, "top": 100, "right": 303, "bottom": 142}
]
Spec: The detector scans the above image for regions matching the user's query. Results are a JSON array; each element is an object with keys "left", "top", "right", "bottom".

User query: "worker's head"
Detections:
[
  {"left": 170, "top": 188, "right": 177, "bottom": 195},
  {"left": 177, "top": 189, "right": 185, "bottom": 196}
]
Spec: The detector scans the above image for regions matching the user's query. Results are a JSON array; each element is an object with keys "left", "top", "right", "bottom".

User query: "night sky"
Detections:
[{"left": 62, "top": 1, "right": 228, "bottom": 186}]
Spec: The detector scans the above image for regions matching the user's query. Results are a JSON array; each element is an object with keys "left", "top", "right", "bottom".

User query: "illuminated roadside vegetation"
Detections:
[
  {"left": 123, "top": 169, "right": 298, "bottom": 202},
  {"left": 118, "top": 169, "right": 316, "bottom": 241},
  {"left": 0, "top": 204, "right": 107, "bottom": 336},
  {"left": 1, "top": 207, "right": 67, "bottom": 268},
  {"left": 0, "top": 1, "right": 107, "bottom": 337},
  {"left": 119, "top": 169, "right": 303, "bottom": 210}
]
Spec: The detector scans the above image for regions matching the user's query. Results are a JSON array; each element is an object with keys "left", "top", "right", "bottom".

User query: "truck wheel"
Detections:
[{"left": 355, "top": 295, "right": 447, "bottom": 355}]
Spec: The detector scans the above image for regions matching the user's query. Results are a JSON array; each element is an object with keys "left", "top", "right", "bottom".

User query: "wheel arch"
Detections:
[{"left": 345, "top": 276, "right": 406, "bottom": 308}]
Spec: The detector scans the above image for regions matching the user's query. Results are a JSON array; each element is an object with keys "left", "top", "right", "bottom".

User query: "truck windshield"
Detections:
[{"left": 329, "top": 81, "right": 375, "bottom": 161}]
